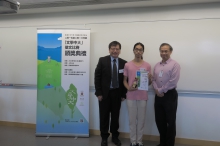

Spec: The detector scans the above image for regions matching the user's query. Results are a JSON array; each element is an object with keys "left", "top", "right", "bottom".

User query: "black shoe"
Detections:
[
  {"left": 101, "top": 139, "right": 108, "bottom": 146},
  {"left": 112, "top": 138, "right": 121, "bottom": 146},
  {"left": 130, "top": 142, "right": 137, "bottom": 146},
  {"left": 137, "top": 142, "right": 144, "bottom": 146}
]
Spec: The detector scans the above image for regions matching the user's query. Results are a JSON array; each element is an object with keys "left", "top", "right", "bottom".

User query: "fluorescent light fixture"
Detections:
[{"left": 0, "top": 0, "right": 20, "bottom": 14}]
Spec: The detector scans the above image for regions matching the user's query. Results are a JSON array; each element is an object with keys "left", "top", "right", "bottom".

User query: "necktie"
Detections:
[{"left": 112, "top": 59, "right": 118, "bottom": 88}]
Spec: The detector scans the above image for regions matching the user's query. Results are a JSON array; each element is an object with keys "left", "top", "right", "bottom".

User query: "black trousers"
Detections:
[
  {"left": 154, "top": 88, "right": 178, "bottom": 146},
  {"left": 99, "top": 88, "right": 122, "bottom": 139}
]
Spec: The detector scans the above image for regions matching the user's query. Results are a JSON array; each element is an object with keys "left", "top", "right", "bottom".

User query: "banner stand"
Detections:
[{"left": 36, "top": 28, "right": 90, "bottom": 137}]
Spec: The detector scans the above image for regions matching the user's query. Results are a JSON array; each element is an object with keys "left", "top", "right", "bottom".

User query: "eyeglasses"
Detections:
[
  {"left": 160, "top": 50, "right": 170, "bottom": 53},
  {"left": 110, "top": 48, "right": 120, "bottom": 51},
  {"left": 134, "top": 48, "right": 144, "bottom": 52}
]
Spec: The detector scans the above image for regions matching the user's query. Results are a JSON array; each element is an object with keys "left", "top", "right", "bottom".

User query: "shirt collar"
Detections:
[
  {"left": 160, "top": 58, "right": 172, "bottom": 64},
  {"left": 110, "top": 56, "right": 118, "bottom": 63}
]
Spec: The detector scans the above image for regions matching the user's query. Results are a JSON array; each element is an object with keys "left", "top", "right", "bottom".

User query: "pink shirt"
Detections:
[
  {"left": 152, "top": 58, "right": 180, "bottom": 94},
  {"left": 124, "top": 61, "right": 151, "bottom": 100}
]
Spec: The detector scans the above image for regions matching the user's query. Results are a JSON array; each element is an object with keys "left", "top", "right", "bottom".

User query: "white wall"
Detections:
[{"left": 0, "top": 3, "right": 220, "bottom": 142}]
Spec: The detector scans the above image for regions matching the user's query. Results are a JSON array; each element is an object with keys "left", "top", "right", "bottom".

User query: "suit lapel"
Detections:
[
  {"left": 118, "top": 58, "right": 122, "bottom": 70},
  {"left": 107, "top": 55, "right": 112, "bottom": 78},
  {"left": 118, "top": 58, "right": 122, "bottom": 82}
]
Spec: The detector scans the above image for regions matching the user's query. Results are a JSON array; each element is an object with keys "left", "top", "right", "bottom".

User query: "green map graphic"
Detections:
[
  {"left": 37, "top": 59, "right": 80, "bottom": 128},
  {"left": 37, "top": 86, "right": 67, "bottom": 119},
  {"left": 65, "top": 84, "right": 78, "bottom": 118},
  {"left": 37, "top": 59, "right": 61, "bottom": 89}
]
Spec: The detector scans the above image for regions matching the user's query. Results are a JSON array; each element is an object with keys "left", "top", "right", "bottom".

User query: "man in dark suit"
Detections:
[{"left": 94, "top": 41, "right": 127, "bottom": 146}]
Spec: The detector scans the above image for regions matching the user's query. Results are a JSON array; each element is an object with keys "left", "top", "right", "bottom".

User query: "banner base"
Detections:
[{"left": 35, "top": 133, "right": 89, "bottom": 137}]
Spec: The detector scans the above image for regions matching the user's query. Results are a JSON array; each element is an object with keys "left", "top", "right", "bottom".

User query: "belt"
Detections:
[
  {"left": 165, "top": 88, "right": 176, "bottom": 94},
  {"left": 109, "top": 88, "right": 119, "bottom": 90}
]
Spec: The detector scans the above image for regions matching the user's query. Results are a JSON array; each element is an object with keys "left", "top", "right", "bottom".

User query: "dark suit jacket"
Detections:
[{"left": 94, "top": 55, "right": 127, "bottom": 99}]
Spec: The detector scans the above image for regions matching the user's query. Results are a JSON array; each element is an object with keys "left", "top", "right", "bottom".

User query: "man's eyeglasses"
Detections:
[{"left": 110, "top": 48, "right": 120, "bottom": 51}]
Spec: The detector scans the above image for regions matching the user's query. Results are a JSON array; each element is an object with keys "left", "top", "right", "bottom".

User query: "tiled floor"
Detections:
[{"left": 0, "top": 126, "right": 194, "bottom": 146}]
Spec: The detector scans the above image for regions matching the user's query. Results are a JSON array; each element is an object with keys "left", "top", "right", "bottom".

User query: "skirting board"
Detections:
[
  {"left": 0, "top": 121, "right": 219, "bottom": 146},
  {"left": 0, "top": 121, "right": 35, "bottom": 129},
  {"left": 89, "top": 130, "right": 220, "bottom": 146}
]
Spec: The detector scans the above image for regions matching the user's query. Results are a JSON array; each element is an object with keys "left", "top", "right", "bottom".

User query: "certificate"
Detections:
[{"left": 136, "top": 70, "right": 148, "bottom": 91}]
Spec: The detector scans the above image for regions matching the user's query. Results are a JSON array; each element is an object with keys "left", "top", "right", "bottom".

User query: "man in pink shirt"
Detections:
[{"left": 152, "top": 43, "right": 180, "bottom": 146}]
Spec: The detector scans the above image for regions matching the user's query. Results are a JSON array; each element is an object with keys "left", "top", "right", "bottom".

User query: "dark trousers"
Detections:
[
  {"left": 154, "top": 89, "right": 178, "bottom": 146},
  {"left": 99, "top": 88, "right": 122, "bottom": 139}
]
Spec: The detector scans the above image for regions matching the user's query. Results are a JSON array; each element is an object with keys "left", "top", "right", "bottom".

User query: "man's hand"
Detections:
[
  {"left": 97, "top": 95, "right": 103, "bottom": 101},
  {"left": 156, "top": 89, "right": 164, "bottom": 97}
]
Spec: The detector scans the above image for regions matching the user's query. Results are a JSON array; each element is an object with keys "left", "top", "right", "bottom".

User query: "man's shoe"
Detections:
[
  {"left": 112, "top": 138, "right": 121, "bottom": 146},
  {"left": 130, "top": 142, "right": 137, "bottom": 146},
  {"left": 101, "top": 139, "right": 108, "bottom": 146},
  {"left": 137, "top": 142, "right": 144, "bottom": 146}
]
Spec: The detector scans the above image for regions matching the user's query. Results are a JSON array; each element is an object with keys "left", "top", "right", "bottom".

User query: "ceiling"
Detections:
[{"left": 10, "top": 0, "right": 220, "bottom": 14}]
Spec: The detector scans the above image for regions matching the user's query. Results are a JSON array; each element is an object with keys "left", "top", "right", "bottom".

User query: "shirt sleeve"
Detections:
[
  {"left": 158, "top": 62, "right": 181, "bottom": 94},
  {"left": 123, "top": 63, "right": 128, "bottom": 77},
  {"left": 94, "top": 57, "right": 103, "bottom": 96},
  {"left": 152, "top": 65, "right": 159, "bottom": 90}
]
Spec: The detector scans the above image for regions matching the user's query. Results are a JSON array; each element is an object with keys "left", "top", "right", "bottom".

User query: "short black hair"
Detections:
[
  {"left": 108, "top": 41, "right": 121, "bottom": 50},
  {"left": 159, "top": 43, "right": 173, "bottom": 51}
]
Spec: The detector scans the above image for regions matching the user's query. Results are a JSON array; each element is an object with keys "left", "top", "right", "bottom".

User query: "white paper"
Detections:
[{"left": 137, "top": 71, "right": 148, "bottom": 91}]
